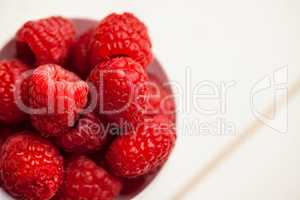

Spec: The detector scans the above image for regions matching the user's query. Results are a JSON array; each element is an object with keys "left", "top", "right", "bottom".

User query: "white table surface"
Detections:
[{"left": 0, "top": 0, "right": 298, "bottom": 199}]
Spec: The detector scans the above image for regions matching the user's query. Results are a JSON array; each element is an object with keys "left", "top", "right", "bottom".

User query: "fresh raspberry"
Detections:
[
  {"left": 57, "top": 113, "right": 108, "bottom": 153},
  {"left": 30, "top": 114, "right": 72, "bottom": 137},
  {"left": 0, "top": 132, "right": 64, "bottom": 200},
  {"left": 71, "top": 29, "right": 95, "bottom": 79},
  {"left": 28, "top": 64, "right": 89, "bottom": 137},
  {"left": 17, "top": 16, "right": 75, "bottom": 66},
  {"left": 54, "top": 156, "right": 122, "bottom": 200},
  {"left": 105, "top": 115, "right": 176, "bottom": 178},
  {"left": 89, "top": 12, "right": 153, "bottom": 68},
  {"left": 0, "top": 59, "right": 31, "bottom": 124},
  {"left": 88, "top": 57, "right": 149, "bottom": 131}
]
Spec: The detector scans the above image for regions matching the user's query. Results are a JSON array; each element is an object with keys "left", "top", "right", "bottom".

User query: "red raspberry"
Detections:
[
  {"left": 17, "top": 16, "right": 75, "bottom": 66},
  {"left": 28, "top": 64, "right": 89, "bottom": 137},
  {"left": 55, "top": 156, "right": 122, "bottom": 200},
  {"left": 30, "top": 114, "right": 72, "bottom": 137},
  {"left": 57, "top": 113, "right": 108, "bottom": 153},
  {"left": 89, "top": 12, "right": 153, "bottom": 68},
  {"left": 88, "top": 57, "right": 148, "bottom": 131},
  {"left": 0, "top": 132, "right": 64, "bottom": 200},
  {"left": 105, "top": 115, "right": 176, "bottom": 178},
  {"left": 71, "top": 29, "right": 95, "bottom": 79},
  {"left": 0, "top": 60, "right": 31, "bottom": 124}
]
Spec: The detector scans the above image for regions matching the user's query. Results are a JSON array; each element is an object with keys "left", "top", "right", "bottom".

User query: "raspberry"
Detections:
[
  {"left": 30, "top": 114, "right": 72, "bottom": 137},
  {"left": 27, "top": 64, "right": 89, "bottom": 137},
  {"left": 71, "top": 29, "right": 95, "bottom": 79},
  {"left": 88, "top": 57, "right": 148, "bottom": 131},
  {"left": 0, "top": 59, "right": 31, "bottom": 124},
  {"left": 17, "top": 16, "right": 75, "bottom": 66},
  {"left": 0, "top": 132, "right": 64, "bottom": 200},
  {"left": 54, "top": 156, "right": 122, "bottom": 200},
  {"left": 105, "top": 115, "right": 176, "bottom": 178},
  {"left": 57, "top": 113, "right": 109, "bottom": 153},
  {"left": 89, "top": 12, "right": 153, "bottom": 68}
]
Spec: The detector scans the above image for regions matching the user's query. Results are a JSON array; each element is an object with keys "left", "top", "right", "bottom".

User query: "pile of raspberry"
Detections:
[{"left": 0, "top": 12, "right": 176, "bottom": 200}]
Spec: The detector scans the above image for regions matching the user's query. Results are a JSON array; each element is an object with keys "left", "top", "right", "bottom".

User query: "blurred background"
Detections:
[{"left": 0, "top": 0, "right": 298, "bottom": 199}]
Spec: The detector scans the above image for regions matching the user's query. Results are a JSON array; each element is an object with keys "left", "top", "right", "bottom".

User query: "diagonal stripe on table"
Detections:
[{"left": 172, "top": 78, "right": 300, "bottom": 200}]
